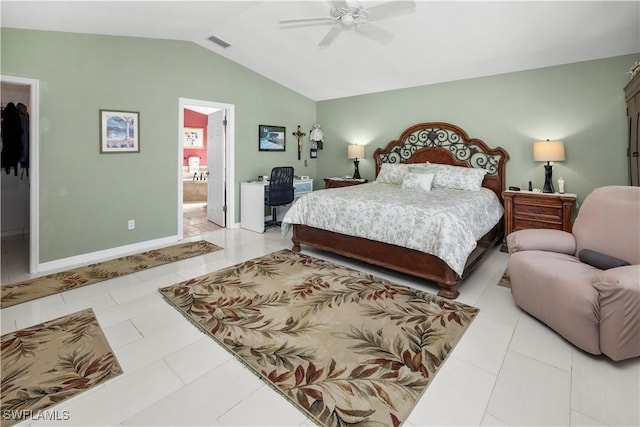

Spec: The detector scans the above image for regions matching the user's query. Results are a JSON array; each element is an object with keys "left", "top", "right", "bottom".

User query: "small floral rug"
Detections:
[
  {"left": 160, "top": 249, "right": 479, "bottom": 427},
  {"left": 498, "top": 270, "right": 511, "bottom": 288},
  {"left": 0, "top": 308, "right": 122, "bottom": 426},
  {"left": 1, "top": 240, "right": 222, "bottom": 308}
]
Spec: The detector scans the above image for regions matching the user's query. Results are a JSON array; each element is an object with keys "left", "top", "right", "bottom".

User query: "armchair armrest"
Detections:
[
  {"left": 507, "top": 229, "right": 576, "bottom": 255},
  {"left": 594, "top": 265, "right": 640, "bottom": 361}
]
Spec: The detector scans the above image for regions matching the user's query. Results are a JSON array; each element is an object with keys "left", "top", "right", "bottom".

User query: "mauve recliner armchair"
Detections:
[{"left": 506, "top": 186, "right": 640, "bottom": 361}]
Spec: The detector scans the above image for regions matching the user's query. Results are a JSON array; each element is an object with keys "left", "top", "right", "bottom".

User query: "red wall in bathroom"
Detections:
[{"left": 183, "top": 109, "right": 208, "bottom": 167}]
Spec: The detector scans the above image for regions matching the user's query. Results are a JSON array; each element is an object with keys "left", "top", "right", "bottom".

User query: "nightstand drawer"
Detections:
[
  {"left": 514, "top": 218, "right": 563, "bottom": 231},
  {"left": 514, "top": 203, "right": 561, "bottom": 218},
  {"left": 503, "top": 190, "right": 577, "bottom": 236}
]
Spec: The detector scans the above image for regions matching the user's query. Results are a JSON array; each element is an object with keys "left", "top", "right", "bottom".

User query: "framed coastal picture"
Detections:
[
  {"left": 100, "top": 110, "right": 140, "bottom": 153},
  {"left": 183, "top": 127, "right": 204, "bottom": 149},
  {"left": 258, "top": 124, "right": 286, "bottom": 152}
]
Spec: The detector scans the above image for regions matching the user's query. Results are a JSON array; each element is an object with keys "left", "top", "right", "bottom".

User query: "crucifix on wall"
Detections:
[{"left": 292, "top": 125, "right": 306, "bottom": 160}]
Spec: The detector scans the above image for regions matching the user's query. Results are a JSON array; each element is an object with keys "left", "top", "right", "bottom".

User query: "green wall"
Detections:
[
  {"left": 1, "top": 28, "right": 316, "bottom": 263},
  {"left": 2, "top": 26, "right": 636, "bottom": 265},
  {"left": 316, "top": 54, "right": 638, "bottom": 205}
]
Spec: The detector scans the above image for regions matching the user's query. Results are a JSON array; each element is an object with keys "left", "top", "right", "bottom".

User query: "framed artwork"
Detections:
[
  {"left": 100, "top": 109, "right": 140, "bottom": 153},
  {"left": 183, "top": 127, "right": 204, "bottom": 149},
  {"left": 258, "top": 124, "right": 286, "bottom": 152},
  {"left": 310, "top": 148, "right": 318, "bottom": 158}
]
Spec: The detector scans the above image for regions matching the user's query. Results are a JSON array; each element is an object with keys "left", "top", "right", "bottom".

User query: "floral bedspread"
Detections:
[{"left": 282, "top": 182, "right": 503, "bottom": 275}]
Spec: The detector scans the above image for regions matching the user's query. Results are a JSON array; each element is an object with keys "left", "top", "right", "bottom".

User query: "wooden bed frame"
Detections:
[{"left": 291, "top": 122, "right": 509, "bottom": 299}]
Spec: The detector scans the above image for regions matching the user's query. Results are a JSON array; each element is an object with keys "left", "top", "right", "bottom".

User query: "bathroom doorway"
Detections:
[{"left": 178, "top": 98, "right": 235, "bottom": 238}]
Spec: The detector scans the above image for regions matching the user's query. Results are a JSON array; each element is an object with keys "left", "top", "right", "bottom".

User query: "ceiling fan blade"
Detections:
[
  {"left": 280, "top": 22, "right": 337, "bottom": 30},
  {"left": 318, "top": 26, "right": 343, "bottom": 47},
  {"left": 355, "top": 22, "right": 394, "bottom": 44},
  {"left": 330, "top": 0, "right": 349, "bottom": 10},
  {"left": 365, "top": 0, "right": 416, "bottom": 21},
  {"left": 280, "top": 16, "right": 335, "bottom": 25}
]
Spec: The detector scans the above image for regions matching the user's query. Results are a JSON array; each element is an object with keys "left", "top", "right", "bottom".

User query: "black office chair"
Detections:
[{"left": 265, "top": 166, "right": 295, "bottom": 229}]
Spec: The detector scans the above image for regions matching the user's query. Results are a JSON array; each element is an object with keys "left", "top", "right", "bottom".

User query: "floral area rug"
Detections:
[
  {"left": 498, "top": 270, "right": 511, "bottom": 288},
  {"left": 0, "top": 308, "right": 122, "bottom": 426},
  {"left": 1, "top": 240, "right": 222, "bottom": 308},
  {"left": 160, "top": 249, "right": 479, "bottom": 427}
]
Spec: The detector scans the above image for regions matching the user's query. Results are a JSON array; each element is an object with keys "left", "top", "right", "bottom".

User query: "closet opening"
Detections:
[{"left": 1, "top": 75, "right": 40, "bottom": 281}]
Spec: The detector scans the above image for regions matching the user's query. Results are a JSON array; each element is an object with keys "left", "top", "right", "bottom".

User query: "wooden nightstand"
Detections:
[
  {"left": 503, "top": 190, "right": 577, "bottom": 235},
  {"left": 324, "top": 178, "right": 368, "bottom": 189}
]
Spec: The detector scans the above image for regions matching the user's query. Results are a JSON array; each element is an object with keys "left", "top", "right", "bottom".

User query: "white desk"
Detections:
[{"left": 240, "top": 178, "right": 313, "bottom": 233}]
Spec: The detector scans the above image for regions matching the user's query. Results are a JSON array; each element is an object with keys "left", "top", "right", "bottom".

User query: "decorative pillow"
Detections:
[
  {"left": 376, "top": 163, "right": 410, "bottom": 184},
  {"left": 429, "top": 164, "right": 487, "bottom": 191},
  {"left": 401, "top": 172, "right": 434, "bottom": 192},
  {"left": 409, "top": 164, "right": 439, "bottom": 175},
  {"left": 579, "top": 249, "right": 631, "bottom": 270}
]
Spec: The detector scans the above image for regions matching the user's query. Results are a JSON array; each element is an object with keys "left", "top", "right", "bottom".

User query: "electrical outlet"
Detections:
[{"left": 128, "top": 220, "right": 135, "bottom": 230}]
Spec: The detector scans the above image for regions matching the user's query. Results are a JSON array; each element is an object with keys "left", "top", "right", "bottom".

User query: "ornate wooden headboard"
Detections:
[{"left": 373, "top": 122, "right": 509, "bottom": 201}]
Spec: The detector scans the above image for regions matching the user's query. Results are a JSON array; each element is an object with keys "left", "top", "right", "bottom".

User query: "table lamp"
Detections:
[
  {"left": 533, "top": 140, "right": 565, "bottom": 193},
  {"left": 347, "top": 144, "right": 365, "bottom": 179}
]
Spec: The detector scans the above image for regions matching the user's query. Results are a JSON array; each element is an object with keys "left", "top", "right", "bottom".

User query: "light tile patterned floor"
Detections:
[
  {"left": 183, "top": 202, "right": 222, "bottom": 237},
  {"left": 1, "top": 228, "right": 638, "bottom": 427}
]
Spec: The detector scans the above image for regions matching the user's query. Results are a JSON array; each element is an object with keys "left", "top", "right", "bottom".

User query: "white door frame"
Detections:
[
  {"left": 1, "top": 75, "right": 40, "bottom": 273},
  {"left": 206, "top": 109, "right": 225, "bottom": 226},
  {"left": 178, "top": 97, "right": 235, "bottom": 237}
]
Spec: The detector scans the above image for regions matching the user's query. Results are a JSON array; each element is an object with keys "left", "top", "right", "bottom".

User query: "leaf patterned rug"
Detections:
[
  {"left": 0, "top": 308, "right": 122, "bottom": 426},
  {"left": 498, "top": 270, "right": 511, "bottom": 288},
  {"left": 1, "top": 240, "right": 222, "bottom": 308},
  {"left": 160, "top": 249, "right": 479, "bottom": 427}
]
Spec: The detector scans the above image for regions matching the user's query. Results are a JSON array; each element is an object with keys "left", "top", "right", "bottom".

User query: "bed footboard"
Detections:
[{"left": 291, "top": 221, "right": 503, "bottom": 299}]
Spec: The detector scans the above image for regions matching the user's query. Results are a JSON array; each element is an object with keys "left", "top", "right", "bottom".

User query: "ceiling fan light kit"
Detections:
[
  {"left": 340, "top": 13, "right": 354, "bottom": 26},
  {"left": 279, "top": 0, "right": 416, "bottom": 47}
]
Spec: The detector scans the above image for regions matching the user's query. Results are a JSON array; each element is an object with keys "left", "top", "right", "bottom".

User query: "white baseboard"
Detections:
[{"left": 37, "top": 235, "right": 181, "bottom": 273}]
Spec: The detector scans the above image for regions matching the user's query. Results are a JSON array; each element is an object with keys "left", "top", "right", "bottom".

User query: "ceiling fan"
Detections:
[{"left": 279, "top": 0, "right": 416, "bottom": 47}]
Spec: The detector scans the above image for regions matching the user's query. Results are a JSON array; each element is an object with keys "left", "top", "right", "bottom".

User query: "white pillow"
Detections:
[
  {"left": 401, "top": 172, "right": 434, "bottom": 192},
  {"left": 409, "top": 164, "right": 439, "bottom": 175},
  {"left": 375, "top": 163, "right": 410, "bottom": 184},
  {"left": 429, "top": 164, "right": 487, "bottom": 191}
]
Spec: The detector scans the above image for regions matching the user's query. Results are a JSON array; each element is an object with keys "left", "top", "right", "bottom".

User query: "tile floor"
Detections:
[
  {"left": 1, "top": 228, "right": 639, "bottom": 427},
  {"left": 183, "top": 202, "right": 222, "bottom": 237}
]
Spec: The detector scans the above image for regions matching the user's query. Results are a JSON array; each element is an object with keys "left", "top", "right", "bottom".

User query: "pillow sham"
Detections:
[
  {"left": 422, "top": 163, "right": 487, "bottom": 191},
  {"left": 409, "top": 164, "right": 439, "bottom": 175},
  {"left": 401, "top": 172, "right": 434, "bottom": 192},
  {"left": 376, "top": 163, "right": 410, "bottom": 184}
]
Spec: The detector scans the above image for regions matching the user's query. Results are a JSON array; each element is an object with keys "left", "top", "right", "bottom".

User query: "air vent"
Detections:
[{"left": 207, "top": 35, "right": 231, "bottom": 49}]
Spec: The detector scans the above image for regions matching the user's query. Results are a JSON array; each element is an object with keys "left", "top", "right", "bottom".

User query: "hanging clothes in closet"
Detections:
[
  {"left": 1, "top": 102, "right": 29, "bottom": 177},
  {"left": 1, "top": 102, "right": 24, "bottom": 176},
  {"left": 17, "top": 103, "right": 29, "bottom": 176}
]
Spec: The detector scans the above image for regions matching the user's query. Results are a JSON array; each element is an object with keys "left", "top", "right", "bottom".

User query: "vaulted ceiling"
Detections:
[{"left": 2, "top": 1, "right": 639, "bottom": 100}]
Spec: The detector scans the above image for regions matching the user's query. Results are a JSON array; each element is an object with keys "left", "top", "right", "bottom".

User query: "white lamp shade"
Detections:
[
  {"left": 533, "top": 140, "right": 565, "bottom": 162},
  {"left": 347, "top": 144, "right": 365, "bottom": 159}
]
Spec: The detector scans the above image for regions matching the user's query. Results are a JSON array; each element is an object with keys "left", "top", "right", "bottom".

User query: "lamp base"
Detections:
[
  {"left": 542, "top": 164, "right": 555, "bottom": 193},
  {"left": 353, "top": 159, "right": 361, "bottom": 179}
]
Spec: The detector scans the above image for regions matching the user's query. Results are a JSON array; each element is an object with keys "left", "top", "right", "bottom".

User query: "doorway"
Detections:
[
  {"left": 178, "top": 98, "right": 235, "bottom": 239},
  {"left": 1, "top": 75, "right": 40, "bottom": 278}
]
